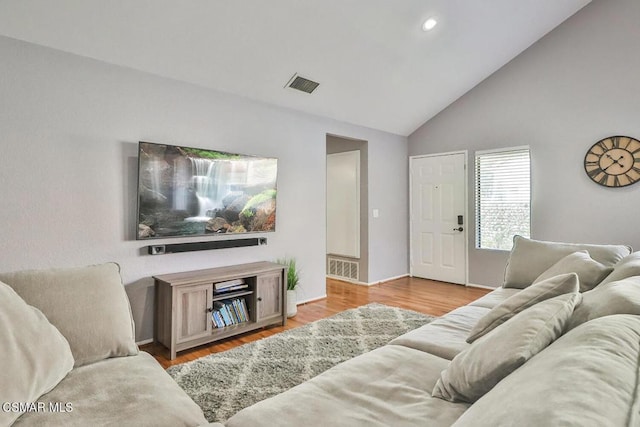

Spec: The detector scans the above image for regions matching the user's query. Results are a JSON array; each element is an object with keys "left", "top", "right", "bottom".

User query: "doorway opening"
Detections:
[{"left": 326, "top": 134, "right": 368, "bottom": 284}]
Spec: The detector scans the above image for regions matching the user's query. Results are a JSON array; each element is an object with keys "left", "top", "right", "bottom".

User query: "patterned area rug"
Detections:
[{"left": 167, "top": 303, "right": 434, "bottom": 423}]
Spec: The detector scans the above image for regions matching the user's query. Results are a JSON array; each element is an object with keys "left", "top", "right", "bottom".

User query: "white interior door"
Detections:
[
  {"left": 326, "top": 151, "right": 360, "bottom": 258},
  {"left": 410, "top": 153, "right": 467, "bottom": 284}
]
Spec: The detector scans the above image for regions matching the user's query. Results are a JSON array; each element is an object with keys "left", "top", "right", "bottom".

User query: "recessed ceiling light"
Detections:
[{"left": 422, "top": 17, "right": 438, "bottom": 31}]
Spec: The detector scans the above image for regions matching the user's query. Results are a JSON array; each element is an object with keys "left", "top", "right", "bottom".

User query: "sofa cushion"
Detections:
[
  {"left": 389, "top": 305, "right": 490, "bottom": 360},
  {"left": 467, "top": 273, "right": 578, "bottom": 343},
  {"left": 12, "top": 351, "right": 207, "bottom": 427},
  {"left": 452, "top": 315, "right": 640, "bottom": 426},
  {"left": 432, "top": 292, "right": 580, "bottom": 403},
  {"left": 0, "top": 281, "right": 75, "bottom": 426},
  {"left": 566, "top": 276, "right": 640, "bottom": 331},
  {"left": 503, "top": 235, "right": 631, "bottom": 289},
  {"left": 225, "top": 345, "right": 470, "bottom": 427},
  {"left": 0, "top": 263, "right": 138, "bottom": 367},
  {"left": 599, "top": 251, "right": 640, "bottom": 286},
  {"left": 532, "top": 250, "right": 612, "bottom": 292},
  {"left": 467, "top": 287, "right": 520, "bottom": 309}
]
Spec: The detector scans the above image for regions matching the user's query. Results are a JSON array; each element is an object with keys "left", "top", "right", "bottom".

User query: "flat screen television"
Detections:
[{"left": 136, "top": 141, "right": 277, "bottom": 239}]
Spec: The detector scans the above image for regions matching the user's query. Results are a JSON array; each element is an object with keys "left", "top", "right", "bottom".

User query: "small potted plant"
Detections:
[{"left": 278, "top": 257, "right": 300, "bottom": 317}]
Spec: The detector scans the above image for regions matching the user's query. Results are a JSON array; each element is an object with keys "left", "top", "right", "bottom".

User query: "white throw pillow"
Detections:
[
  {"left": 467, "top": 272, "right": 578, "bottom": 343},
  {"left": 433, "top": 292, "right": 580, "bottom": 403},
  {"left": 533, "top": 251, "right": 612, "bottom": 292},
  {"left": 0, "top": 281, "right": 74, "bottom": 426}
]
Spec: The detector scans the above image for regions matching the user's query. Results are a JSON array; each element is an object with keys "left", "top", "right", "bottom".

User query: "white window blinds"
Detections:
[{"left": 475, "top": 147, "right": 531, "bottom": 250}]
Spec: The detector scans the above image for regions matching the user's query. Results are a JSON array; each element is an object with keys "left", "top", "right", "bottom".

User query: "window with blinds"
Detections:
[{"left": 475, "top": 147, "right": 531, "bottom": 250}]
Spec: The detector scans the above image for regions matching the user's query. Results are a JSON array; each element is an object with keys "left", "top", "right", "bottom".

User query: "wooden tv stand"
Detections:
[{"left": 154, "top": 261, "right": 287, "bottom": 360}]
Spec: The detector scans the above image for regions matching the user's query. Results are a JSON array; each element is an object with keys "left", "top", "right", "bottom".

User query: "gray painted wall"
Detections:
[
  {"left": 0, "top": 36, "right": 408, "bottom": 342},
  {"left": 409, "top": 0, "right": 640, "bottom": 287}
]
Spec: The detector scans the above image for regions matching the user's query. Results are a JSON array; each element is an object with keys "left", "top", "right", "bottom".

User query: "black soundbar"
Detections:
[{"left": 148, "top": 237, "right": 267, "bottom": 255}]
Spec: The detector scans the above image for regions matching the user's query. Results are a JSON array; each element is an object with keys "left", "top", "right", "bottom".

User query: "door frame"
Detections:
[{"left": 409, "top": 150, "right": 469, "bottom": 285}]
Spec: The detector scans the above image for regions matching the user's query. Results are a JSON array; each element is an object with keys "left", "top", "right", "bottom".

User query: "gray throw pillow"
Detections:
[
  {"left": 566, "top": 276, "right": 640, "bottom": 331},
  {"left": 503, "top": 235, "right": 631, "bottom": 289},
  {"left": 467, "top": 272, "right": 578, "bottom": 343},
  {"left": 0, "top": 263, "right": 138, "bottom": 367},
  {"left": 0, "top": 281, "right": 75, "bottom": 426},
  {"left": 598, "top": 252, "right": 640, "bottom": 286},
  {"left": 452, "top": 315, "right": 640, "bottom": 427},
  {"left": 532, "top": 251, "right": 612, "bottom": 292},
  {"left": 433, "top": 292, "right": 581, "bottom": 403}
]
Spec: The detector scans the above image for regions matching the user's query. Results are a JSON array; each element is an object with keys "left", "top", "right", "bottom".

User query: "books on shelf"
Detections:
[
  {"left": 240, "top": 299, "right": 249, "bottom": 322},
  {"left": 214, "top": 284, "right": 249, "bottom": 294},
  {"left": 211, "top": 296, "right": 250, "bottom": 328},
  {"left": 215, "top": 278, "right": 246, "bottom": 292},
  {"left": 212, "top": 311, "right": 225, "bottom": 329},
  {"left": 233, "top": 299, "right": 246, "bottom": 322}
]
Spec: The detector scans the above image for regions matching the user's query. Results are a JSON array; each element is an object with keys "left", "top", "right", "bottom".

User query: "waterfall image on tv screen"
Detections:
[{"left": 136, "top": 141, "right": 277, "bottom": 239}]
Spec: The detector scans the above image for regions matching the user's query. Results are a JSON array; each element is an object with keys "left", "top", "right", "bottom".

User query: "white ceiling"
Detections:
[{"left": 0, "top": 0, "right": 591, "bottom": 136}]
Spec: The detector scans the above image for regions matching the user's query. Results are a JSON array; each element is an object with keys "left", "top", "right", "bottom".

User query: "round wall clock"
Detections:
[{"left": 584, "top": 135, "right": 640, "bottom": 187}]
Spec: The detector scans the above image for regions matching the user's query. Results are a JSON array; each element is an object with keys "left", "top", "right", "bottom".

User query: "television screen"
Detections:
[{"left": 136, "top": 141, "right": 277, "bottom": 239}]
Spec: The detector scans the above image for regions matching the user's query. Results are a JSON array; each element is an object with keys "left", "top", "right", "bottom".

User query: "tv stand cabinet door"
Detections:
[
  {"left": 175, "top": 283, "right": 213, "bottom": 345},
  {"left": 256, "top": 271, "right": 284, "bottom": 322}
]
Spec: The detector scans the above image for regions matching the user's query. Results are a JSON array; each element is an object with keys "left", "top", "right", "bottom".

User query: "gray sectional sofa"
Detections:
[
  {"left": 0, "top": 263, "right": 207, "bottom": 427},
  {"left": 218, "top": 236, "right": 640, "bottom": 426},
  {"left": 4, "top": 236, "right": 640, "bottom": 426}
]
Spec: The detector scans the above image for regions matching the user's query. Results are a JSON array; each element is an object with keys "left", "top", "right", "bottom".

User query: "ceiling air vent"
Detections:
[{"left": 285, "top": 73, "right": 320, "bottom": 94}]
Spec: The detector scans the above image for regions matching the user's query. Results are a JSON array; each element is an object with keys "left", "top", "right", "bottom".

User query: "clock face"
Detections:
[{"left": 584, "top": 136, "right": 640, "bottom": 187}]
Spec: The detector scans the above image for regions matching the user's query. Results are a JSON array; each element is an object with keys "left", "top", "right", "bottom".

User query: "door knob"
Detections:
[{"left": 453, "top": 227, "right": 463, "bottom": 232}]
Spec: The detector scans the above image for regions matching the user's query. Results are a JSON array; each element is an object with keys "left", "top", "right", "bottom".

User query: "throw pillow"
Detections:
[
  {"left": 503, "top": 235, "right": 631, "bottom": 289},
  {"left": 566, "top": 276, "right": 640, "bottom": 331},
  {"left": 452, "top": 315, "right": 640, "bottom": 427},
  {"left": 467, "top": 272, "right": 578, "bottom": 343},
  {"left": 598, "top": 252, "right": 640, "bottom": 286},
  {"left": 0, "top": 263, "right": 138, "bottom": 367},
  {"left": 532, "top": 251, "right": 612, "bottom": 292},
  {"left": 0, "top": 280, "right": 74, "bottom": 426},
  {"left": 432, "top": 292, "right": 580, "bottom": 403}
]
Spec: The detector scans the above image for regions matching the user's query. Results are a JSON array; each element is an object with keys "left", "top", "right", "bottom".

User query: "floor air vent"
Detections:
[
  {"left": 328, "top": 257, "right": 359, "bottom": 281},
  {"left": 285, "top": 73, "right": 320, "bottom": 94}
]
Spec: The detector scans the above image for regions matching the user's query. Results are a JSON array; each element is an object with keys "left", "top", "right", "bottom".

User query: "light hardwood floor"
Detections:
[{"left": 143, "top": 276, "right": 490, "bottom": 369}]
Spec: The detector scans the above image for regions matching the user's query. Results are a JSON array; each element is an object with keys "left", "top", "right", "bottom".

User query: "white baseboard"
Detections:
[
  {"left": 326, "top": 274, "right": 370, "bottom": 286},
  {"left": 136, "top": 338, "right": 153, "bottom": 346},
  {"left": 367, "top": 273, "right": 410, "bottom": 285},
  {"left": 297, "top": 294, "right": 327, "bottom": 305},
  {"left": 327, "top": 273, "right": 410, "bottom": 287},
  {"left": 466, "top": 282, "right": 498, "bottom": 290}
]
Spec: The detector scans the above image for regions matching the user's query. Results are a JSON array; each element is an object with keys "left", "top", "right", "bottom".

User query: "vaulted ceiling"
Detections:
[{"left": 0, "top": 0, "right": 591, "bottom": 136}]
